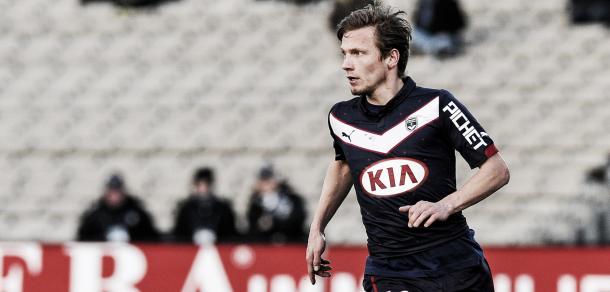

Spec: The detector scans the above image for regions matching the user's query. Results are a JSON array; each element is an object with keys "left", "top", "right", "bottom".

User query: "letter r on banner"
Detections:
[{"left": 64, "top": 243, "right": 147, "bottom": 292}]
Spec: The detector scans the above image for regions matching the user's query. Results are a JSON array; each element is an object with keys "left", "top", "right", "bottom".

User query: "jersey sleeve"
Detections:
[
  {"left": 328, "top": 105, "right": 346, "bottom": 161},
  {"left": 439, "top": 91, "right": 498, "bottom": 168}
]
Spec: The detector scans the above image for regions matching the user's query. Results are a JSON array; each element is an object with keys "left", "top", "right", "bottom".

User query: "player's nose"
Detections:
[{"left": 341, "top": 55, "right": 354, "bottom": 71}]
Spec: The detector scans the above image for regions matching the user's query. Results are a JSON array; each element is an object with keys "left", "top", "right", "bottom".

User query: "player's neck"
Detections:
[{"left": 366, "top": 76, "right": 404, "bottom": 106}]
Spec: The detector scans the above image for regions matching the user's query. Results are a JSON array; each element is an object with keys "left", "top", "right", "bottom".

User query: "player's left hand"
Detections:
[{"left": 399, "top": 200, "right": 453, "bottom": 228}]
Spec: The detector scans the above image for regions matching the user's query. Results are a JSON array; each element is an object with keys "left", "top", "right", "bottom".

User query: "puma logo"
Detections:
[{"left": 342, "top": 130, "right": 355, "bottom": 142}]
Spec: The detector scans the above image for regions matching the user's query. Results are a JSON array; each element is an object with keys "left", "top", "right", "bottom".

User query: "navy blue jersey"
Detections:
[{"left": 328, "top": 77, "right": 498, "bottom": 268}]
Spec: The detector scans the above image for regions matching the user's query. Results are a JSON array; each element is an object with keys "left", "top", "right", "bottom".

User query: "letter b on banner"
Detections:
[{"left": 65, "top": 243, "right": 147, "bottom": 292}]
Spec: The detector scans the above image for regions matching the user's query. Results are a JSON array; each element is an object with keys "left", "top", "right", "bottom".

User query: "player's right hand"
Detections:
[{"left": 306, "top": 231, "right": 332, "bottom": 284}]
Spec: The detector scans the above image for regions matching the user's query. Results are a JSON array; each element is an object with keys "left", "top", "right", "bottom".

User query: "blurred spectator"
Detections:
[
  {"left": 172, "top": 167, "right": 238, "bottom": 244},
  {"left": 580, "top": 155, "right": 610, "bottom": 245},
  {"left": 247, "top": 165, "right": 307, "bottom": 243},
  {"left": 569, "top": 0, "right": 610, "bottom": 26},
  {"left": 586, "top": 164, "right": 607, "bottom": 184},
  {"left": 412, "top": 0, "right": 468, "bottom": 57},
  {"left": 77, "top": 174, "right": 160, "bottom": 242},
  {"left": 81, "top": 0, "right": 179, "bottom": 8},
  {"left": 255, "top": 0, "right": 322, "bottom": 5}
]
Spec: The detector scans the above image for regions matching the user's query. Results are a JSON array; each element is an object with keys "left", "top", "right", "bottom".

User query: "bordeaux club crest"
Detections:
[{"left": 405, "top": 117, "right": 418, "bottom": 131}]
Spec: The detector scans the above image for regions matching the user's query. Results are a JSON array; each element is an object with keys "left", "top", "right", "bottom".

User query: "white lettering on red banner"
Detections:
[
  {"left": 0, "top": 244, "right": 607, "bottom": 292},
  {"left": 0, "top": 243, "right": 42, "bottom": 292},
  {"left": 64, "top": 243, "right": 147, "bottom": 292},
  {"left": 181, "top": 246, "right": 232, "bottom": 292}
]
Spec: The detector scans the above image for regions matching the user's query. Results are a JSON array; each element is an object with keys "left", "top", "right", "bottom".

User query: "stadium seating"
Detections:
[{"left": 0, "top": 0, "right": 608, "bottom": 244}]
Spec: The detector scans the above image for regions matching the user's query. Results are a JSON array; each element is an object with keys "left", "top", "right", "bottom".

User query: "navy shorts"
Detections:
[{"left": 363, "top": 260, "right": 494, "bottom": 292}]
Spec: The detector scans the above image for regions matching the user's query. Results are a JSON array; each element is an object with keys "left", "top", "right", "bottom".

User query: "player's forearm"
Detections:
[
  {"left": 441, "top": 153, "right": 510, "bottom": 214},
  {"left": 310, "top": 160, "right": 353, "bottom": 234}
]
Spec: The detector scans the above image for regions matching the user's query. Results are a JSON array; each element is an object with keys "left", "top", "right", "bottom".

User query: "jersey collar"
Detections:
[{"left": 358, "top": 76, "right": 417, "bottom": 119}]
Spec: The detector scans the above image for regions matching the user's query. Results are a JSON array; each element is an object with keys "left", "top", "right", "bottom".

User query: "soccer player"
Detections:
[{"left": 305, "top": 2, "right": 510, "bottom": 291}]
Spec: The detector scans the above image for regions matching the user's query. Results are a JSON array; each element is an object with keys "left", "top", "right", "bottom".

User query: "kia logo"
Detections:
[{"left": 359, "top": 158, "right": 429, "bottom": 197}]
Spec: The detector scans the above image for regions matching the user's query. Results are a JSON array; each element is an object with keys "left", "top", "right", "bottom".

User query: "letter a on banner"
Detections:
[{"left": 181, "top": 245, "right": 233, "bottom": 292}]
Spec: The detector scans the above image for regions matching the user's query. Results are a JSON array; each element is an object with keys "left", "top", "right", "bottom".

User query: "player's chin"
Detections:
[
  {"left": 350, "top": 87, "right": 366, "bottom": 96},
  {"left": 349, "top": 83, "right": 373, "bottom": 96}
]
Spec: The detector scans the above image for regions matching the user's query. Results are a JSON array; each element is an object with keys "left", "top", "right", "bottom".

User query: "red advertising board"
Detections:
[{"left": 1, "top": 243, "right": 609, "bottom": 292}]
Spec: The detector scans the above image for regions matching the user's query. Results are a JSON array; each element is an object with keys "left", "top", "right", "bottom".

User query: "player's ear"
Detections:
[{"left": 385, "top": 49, "right": 400, "bottom": 68}]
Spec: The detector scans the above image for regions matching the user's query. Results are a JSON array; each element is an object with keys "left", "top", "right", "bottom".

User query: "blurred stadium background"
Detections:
[{"left": 0, "top": 0, "right": 609, "bottom": 259}]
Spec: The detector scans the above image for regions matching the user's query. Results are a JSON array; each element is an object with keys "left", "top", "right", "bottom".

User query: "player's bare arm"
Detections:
[
  {"left": 306, "top": 159, "right": 353, "bottom": 284},
  {"left": 399, "top": 153, "right": 510, "bottom": 228}
]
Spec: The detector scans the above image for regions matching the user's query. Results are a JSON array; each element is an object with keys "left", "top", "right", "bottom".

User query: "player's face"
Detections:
[{"left": 340, "top": 26, "right": 388, "bottom": 96}]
